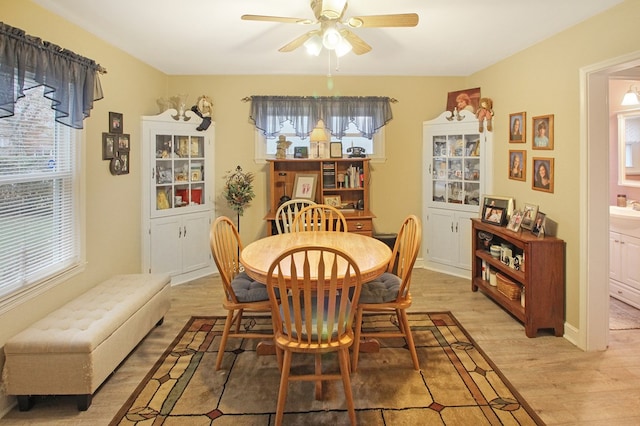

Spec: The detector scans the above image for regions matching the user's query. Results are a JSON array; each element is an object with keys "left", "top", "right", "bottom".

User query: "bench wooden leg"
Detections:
[
  {"left": 77, "top": 394, "right": 92, "bottom": 411},
  {"left": 17, "top": 395, "right": 32, "bottom": 411}
]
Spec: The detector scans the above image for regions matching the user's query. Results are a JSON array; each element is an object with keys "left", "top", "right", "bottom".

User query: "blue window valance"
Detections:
[
  {"left": 249, "top": 95, "right": 393, "bottom": 139},
  {"left": 0, "top": 21, "right": 104, "bottom": 129}
]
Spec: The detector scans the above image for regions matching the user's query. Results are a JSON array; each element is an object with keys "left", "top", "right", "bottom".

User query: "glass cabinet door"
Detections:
[
  {"left": 154, "top": 134, "right": 205, "bottom": 213},
  {"left": 430, "top": 132, "right": 481, "bottom": 207}
]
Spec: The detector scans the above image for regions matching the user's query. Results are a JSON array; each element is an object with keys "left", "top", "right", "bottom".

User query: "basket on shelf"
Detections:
[{"left": 496, "top": 273, "right": 521, "bottom": 300}]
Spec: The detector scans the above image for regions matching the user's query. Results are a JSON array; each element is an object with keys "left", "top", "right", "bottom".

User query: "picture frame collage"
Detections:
[
  {"left": 508, "top": 111, "right": 555, "bottom": 193},
  {"left": 481, "top": 195, "right": 550, "bottom": 238},
  {"left": 103, "top": 111, "right": 130, "bottom": 175}
]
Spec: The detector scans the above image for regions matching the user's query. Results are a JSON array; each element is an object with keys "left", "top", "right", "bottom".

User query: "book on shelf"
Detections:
[{"left": 323, "top": 161, "right": 336, "bottom": 188}]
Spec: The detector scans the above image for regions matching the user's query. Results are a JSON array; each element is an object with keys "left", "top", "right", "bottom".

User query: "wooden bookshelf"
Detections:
[
  {"left": 471, "top": 218, "right": 565, "bottom": 337},
  {"left": 265, "top": 158, "right": 374, "bottom": 236}
]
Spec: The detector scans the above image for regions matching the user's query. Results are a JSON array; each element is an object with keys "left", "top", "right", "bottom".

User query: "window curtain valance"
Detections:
[
  {"left": 0, "top": 21, "right": 104, "bottom": 129},
  {"left": 249, "top": 95, "right": 393, "bottom": 139}
]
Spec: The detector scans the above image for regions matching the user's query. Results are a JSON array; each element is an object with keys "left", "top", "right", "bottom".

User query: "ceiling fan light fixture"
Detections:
[
  {"left": 322, "top": 27, "right": 342, "bottom": 50},
  {"left": 304, "top": 34, "right": 323, "bottom": 56},
  {"left": 335, "top": 37, "right": 352, "bottom": 57}
]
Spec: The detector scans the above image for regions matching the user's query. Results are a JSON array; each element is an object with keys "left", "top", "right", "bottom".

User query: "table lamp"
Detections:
[{"left": 310, "top": 120, "right": 328, "bottom": 158}]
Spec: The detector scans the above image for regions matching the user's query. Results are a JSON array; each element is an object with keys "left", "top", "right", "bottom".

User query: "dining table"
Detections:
[{"left": 240, "top": 231, "right": 392, "bottom": 286}]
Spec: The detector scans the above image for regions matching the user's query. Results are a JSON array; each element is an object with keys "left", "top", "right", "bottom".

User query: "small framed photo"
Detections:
[
  {"left": 482, "top": 205, "right": 506, "bottom": 226},
  {"left": 102, "top": 133, "right": 116, "bottom": 160},
  {"left": 532, "top": 114, "right": 554, "bottom": 150},
  {"left": 446, "top": 87, "right": 481, "bottom": 114},
  {"left": 481, "top": 195, "right": 515, "bottom": 221},
  {"left": 294, "top": 146, "right": 308, "bottom": 159},
  {"left": 109, "top": 111, "right": 123, "bottom": 134},
  {"left": 532, "top": 211, "right": 546, "bottom": 237},
  {"left": 323, "top": 195, "right": 341, "bottom": 207},
  {"left": 509, "top": 112, "right": 526, "bottom": 143},
  {"left": 508, "top": 150, "right": 526, "bottom": 181},
  {"left": 119, "top": 152, "right": 130, "bottom": 175},
  {"left": 293, "top": 174, "right": 317, "bottom": 201},
  {"left": 506, "top": 209, "right": 524, "bottom": 232},
  {"left": 330, "top": 142, "right": 343, "bottom": 158},
  {"left": 532, "top": 157, "right": 554, "bottom": 193},
  {"left": 520, "top": 203, "right": 539, "bottom": 230},
  {"left": 118, "top": 134, "right": 130, "bottom": 152}
]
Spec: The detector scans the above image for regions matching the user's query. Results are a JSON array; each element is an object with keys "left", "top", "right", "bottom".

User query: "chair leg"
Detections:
[
  {"left": 234, "top": 308, "right": 244, "bottom": 333},
  {"left": 275, "top": 350, "right": 292, "bottom": 426},
  {"left": 315, "top": 353, "right": 323, "bottom": 400},
  {"left": 215, "top": 310, "right": 235, "bottom": 370},
  {"left": 351, "top": 307, "right": 364, "bottom": 372},
  {"left": 399, "top": 309, "right": 420, "bottom": 370},
  {"left": 338, "top": 348, "right": 357, "bottom": 425}
]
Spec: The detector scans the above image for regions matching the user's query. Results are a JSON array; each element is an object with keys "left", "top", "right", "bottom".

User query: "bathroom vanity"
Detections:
[{"left": 609, "top": 205, "right": 640, "bottom": 308}]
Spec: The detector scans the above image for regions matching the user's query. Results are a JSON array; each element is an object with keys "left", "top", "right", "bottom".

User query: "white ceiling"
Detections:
[{"left": 33, "top": 0, "right": 622, "bottom": 76}]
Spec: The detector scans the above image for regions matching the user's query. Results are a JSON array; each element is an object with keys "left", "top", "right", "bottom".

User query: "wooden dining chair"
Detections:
[
  {"left": 265, "top": 245, "right": 362, "bottom": 426},
  {"left": 291, "top": 203, "right": 348, "bottom": 232},
  {"left": 209, "top": 216, "right": 273, "bottom": 370},
  {"left": 274, "top": 199, "right": 316, "bottom": 234},
  {"left": 351, "top": 214, "right": 422, "bottom": 372}
]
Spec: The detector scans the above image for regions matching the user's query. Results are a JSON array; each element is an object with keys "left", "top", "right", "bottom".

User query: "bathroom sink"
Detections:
[
  {"left": 610, "top": 205, "right": 640, "bottom": 238},
  {"left": 610, "top": 205, "right": 640, "bottom": 219}
]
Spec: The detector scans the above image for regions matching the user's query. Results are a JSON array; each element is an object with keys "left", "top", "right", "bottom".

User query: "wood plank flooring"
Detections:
[{"left": 1, "top": 268, "right": 640, "bottom": 425}]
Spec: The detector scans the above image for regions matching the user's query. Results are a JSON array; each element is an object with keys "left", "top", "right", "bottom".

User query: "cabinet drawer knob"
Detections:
[
  {"left": 617, "top": 290, "right": 623, "bottom": 295},
  {"left": 356, "top": 222, "right": 363, "bottom": 230}
]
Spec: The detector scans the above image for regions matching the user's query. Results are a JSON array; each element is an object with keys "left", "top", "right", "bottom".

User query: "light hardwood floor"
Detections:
[{"left": 1, "top": 268, "right": 639, "bottom": 425}]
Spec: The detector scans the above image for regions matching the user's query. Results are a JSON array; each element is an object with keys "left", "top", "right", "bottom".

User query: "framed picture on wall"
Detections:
[
  {"left": 508, "top": 150, "right": 526, "bottom": 181},
  {"left": 509, "top": 112, "right": 526, "bottom": 143},
  {"left": 532, "top": 157, "right": 554, "bottom": 193},
  {"left": 532, "top": 114, "right": 554, "bottom": 149},
  {"left": 102, "top": 133, "right": 116, "bottom": 159},
  {"left": 109, "top": 111, "right": 123, "bottom": 134}
]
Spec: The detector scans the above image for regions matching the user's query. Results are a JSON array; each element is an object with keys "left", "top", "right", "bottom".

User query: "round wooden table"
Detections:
[{"left": 240, "top": 231, "right": 392, "bottom": 285}]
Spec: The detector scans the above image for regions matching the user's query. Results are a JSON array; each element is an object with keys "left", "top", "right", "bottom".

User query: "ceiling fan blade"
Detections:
[
  {"left": 278, "top": 31, "right": 318, "bottom": 53},
  {"left": 346, "top": 13, "right": 419, "bottom": 28},
  {"left": 241, "top": 14, "right": 315, "bottom": 25},
  {"left": 341, "top": 30, "right": 372, "bottom": 55}
]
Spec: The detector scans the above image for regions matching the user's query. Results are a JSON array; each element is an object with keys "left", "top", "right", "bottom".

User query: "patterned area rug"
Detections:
[{"left": 110, "top": 312, "right": 542, "bottom": 425}]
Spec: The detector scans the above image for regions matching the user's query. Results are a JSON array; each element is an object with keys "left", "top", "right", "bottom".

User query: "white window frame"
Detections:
[
  {"left": 0, "top": 87, "right": 86, "bottom": 314},
  {"left": 254, "top": 120, "right": 386, "bottom": 163}
]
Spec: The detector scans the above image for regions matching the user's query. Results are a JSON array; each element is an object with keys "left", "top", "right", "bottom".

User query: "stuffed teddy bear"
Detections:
[
  {"left": 475, "top": 97, "right": 494, "bottom": 132},
  {"left": 190, "top": 95, "right": 213, "bottom": 131}
]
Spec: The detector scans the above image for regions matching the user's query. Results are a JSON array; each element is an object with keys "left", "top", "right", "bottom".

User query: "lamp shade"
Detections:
[
  {"left": 310, "top": 120, "right": 328, "bottom": 142},
  {"left": 622, "top": 87, "right": 640, "bottom": 106}
]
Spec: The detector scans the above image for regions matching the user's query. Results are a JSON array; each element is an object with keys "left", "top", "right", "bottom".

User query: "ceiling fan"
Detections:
[{"left": 241, "top": 0, "right": 419, "bottom": 57}]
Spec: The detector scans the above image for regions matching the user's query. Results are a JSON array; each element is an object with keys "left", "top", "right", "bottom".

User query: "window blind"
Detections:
[{"left": 0, "top": 86, "right": 80, "bottom": 301}]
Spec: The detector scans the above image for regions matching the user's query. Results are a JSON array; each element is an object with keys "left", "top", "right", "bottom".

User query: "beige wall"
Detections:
[{"left": 2, "top": 0, "right": 640, "bottom": 415}]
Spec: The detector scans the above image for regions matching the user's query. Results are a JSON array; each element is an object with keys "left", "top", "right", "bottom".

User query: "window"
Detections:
[
  {"left": 0, "top": 86, "right": 84, "bottom": 311},
  {"left": 255, "top": 120, "right": 385, "bottom": 162}
]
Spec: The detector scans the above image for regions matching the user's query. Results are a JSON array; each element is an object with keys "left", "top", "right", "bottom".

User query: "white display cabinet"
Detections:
[
  {"left": 423, "top": 110, "right": 493, "bottom": 277},
  {"left": 141, "top": 109, "right": 216, "bottom": 284}
]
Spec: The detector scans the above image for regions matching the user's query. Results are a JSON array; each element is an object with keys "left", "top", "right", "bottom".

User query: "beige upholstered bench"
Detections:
[{"left": 2, "top": 274, "right": 171, "bottom": 411}]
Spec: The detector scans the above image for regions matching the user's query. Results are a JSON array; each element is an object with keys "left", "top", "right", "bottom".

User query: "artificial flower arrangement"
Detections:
[{"left": 223, "top": 165, "right": 255, "bottom": 216}]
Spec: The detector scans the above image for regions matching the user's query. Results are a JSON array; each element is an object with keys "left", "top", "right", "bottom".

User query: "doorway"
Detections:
[{"left": 582, "top": 50, "right": 640, "bottom": 351}]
